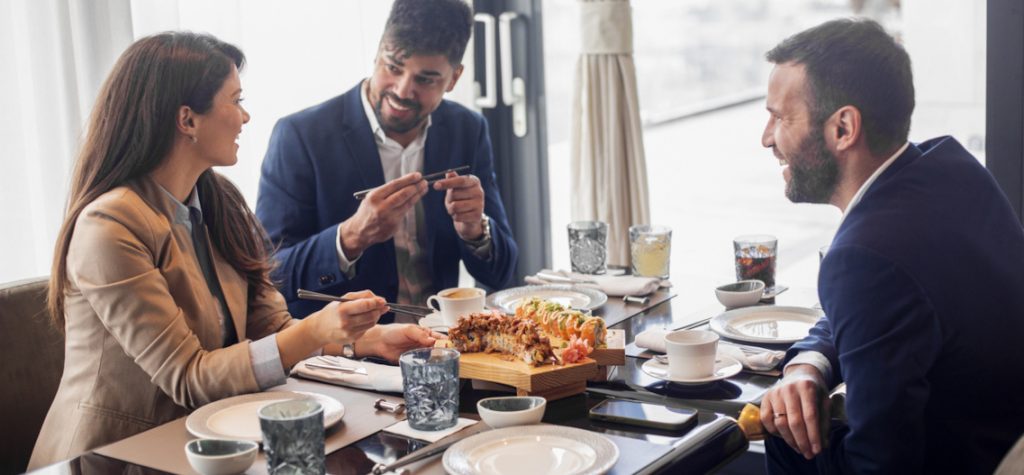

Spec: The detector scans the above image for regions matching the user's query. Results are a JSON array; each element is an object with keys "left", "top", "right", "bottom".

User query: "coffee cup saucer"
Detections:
[
  {"left": 418, "top": 312, "right": 451, "bottom": 333},
  {"left": 641, "top": 355, "right": 743, "bottom": 384}
]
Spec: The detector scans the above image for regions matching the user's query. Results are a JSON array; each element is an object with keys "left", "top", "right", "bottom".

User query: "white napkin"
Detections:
[
  {"left": 634, "top": 328, "right": 672, "bottom": 353},
  {"left": 291, "top": 356, "right": 403, "bottom": 393},
  {"left": 634, "top": 329, "right": 784, "bottom": 372},
  {"left": 718, "top": 345, "right": 784, "bottom": 372},
  {"left": 524, "top": 268, "right": 667, "bottom": 297},
  {"left": 382, "top": 418, "right": 479, "bottom": 443}
]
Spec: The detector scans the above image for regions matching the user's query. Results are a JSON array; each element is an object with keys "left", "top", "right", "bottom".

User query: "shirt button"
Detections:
[{"left": 319, "top": 274, "right": 335, "bottom": 284}]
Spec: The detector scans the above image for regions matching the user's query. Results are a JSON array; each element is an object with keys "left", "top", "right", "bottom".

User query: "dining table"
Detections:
[{"left": 27, "top": 284, "right": 822, "bottom": 475}]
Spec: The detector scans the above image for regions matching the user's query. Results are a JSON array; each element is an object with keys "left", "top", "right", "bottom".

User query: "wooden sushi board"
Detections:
[
  {"left": 457, "top": 352, "right": 598, "bottom": 400},
  {"left": 586, "top": 347, "right": 625, "bottom": 366}
]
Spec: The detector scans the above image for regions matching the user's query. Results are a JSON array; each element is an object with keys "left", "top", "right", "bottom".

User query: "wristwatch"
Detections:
[
  {"left": 342, "top": 343, "right": 356, "bottom": 359},
  {"left": 464, "top": 214, "right": 492, "bottom": 246}
]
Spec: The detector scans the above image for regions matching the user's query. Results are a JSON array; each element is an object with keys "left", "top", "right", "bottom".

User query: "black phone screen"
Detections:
[{"left": 589, "top": 399, "right": 698, "bottom": 431}]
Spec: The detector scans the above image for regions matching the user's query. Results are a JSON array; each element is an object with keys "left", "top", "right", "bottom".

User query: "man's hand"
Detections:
[
  {"left": 433, "top": 171, "right": 485, "bottom": 240},
  {"left": 354, "top": 324, "right": 445, "bottom": 363},
  {"left": 340, "top": 172, "right": 429, "bottom": 258},
  {"left": 760, "top": 363, "right": 831, "bottom": 460}
]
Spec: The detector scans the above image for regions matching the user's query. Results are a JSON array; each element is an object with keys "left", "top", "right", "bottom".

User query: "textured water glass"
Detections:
[
  {"left": 734, "top": 235, "right": 778, "bottom": 288},
  {"left": 567, "top": 221, "right": 608, "bottom": 274},
  {"left": 400, "top": 348, "right": 460, "bottom": 431},
  {"left": 629, "top": 225, "right": 672, "bottom": 279},
  {"left": 259, "top": 399, "right": 325, "bottom": 475}
]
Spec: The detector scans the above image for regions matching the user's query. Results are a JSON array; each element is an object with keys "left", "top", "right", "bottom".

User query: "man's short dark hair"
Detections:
[
  {"left": 382, "top": 0, "right": 473, "bottom": 66},
  {"left": 766, "top": 18, "right": 915, "bottom": 156}
]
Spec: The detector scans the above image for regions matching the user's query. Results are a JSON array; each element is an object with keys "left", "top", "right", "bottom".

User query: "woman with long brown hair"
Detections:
[{"left": 30, "top": 32, "right": 439, "bottom": 468}]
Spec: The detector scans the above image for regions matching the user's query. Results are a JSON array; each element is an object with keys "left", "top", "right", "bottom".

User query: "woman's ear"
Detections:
[{"left": 177, "top": 105, "right": 197, "bottom": 142}]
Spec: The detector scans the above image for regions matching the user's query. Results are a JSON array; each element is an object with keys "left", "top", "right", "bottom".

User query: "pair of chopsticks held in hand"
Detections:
[
  {"left": 352, "top": 165, "right": 471, "bottom": 200},
  {"left": 296, "top": 289, "right": 434, "bottom": 320}
]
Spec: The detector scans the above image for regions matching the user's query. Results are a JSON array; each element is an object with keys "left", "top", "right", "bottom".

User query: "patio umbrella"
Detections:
[{"left": 571, "top": 0, "right": 650, "bottom": 268}]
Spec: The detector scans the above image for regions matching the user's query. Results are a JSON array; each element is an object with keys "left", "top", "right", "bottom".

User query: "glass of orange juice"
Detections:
[{"left": 629, "top": 225, "right": 672, "bottom": 279}]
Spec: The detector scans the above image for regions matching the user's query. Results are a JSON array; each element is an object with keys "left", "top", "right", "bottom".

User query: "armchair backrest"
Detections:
[{"left": 0, "top": 277, "right": 64, "bottom": 473}]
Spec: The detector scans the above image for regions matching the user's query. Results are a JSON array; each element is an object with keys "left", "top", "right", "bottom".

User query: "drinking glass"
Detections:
[
  {"left": 259, "top": 399, "right": 325, "bottom": 475},
  {"left": 629, "top": 225, "right": 672, "bottom": 279},
  {"left": 567, "top": 221, "right": 608, "bottom": 274},
  {"left": 733, "top": 234, "right": 778, "bottom": 288},
  {"left": 400, "top": 348, "right": 460, "bottom": 431}
]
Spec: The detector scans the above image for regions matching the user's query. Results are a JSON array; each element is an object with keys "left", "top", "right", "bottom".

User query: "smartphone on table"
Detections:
[{"left": 588, "top": 399, "right": 698, "bottom": 432}]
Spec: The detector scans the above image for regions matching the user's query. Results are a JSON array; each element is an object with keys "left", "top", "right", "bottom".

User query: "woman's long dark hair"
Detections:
[{"left": 48, "top": 32, "right": 274, "bottom": 329}]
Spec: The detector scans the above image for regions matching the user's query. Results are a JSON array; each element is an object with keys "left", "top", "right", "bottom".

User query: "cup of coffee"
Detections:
[
  {"left": 426, "top": 287, "right": 486, "bottom": 326},
  {"left": 664, "top": 330, "right": 719, "bottom": 379}
]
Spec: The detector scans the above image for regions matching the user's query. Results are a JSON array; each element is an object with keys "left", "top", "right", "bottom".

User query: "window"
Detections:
[{"left": 543, "top": 0, "right": 985, "bottom": 299}]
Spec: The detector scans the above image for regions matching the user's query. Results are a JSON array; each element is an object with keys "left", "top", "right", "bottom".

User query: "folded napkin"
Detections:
[
  {"left": 525, "top": 269, "right": 668, "bottom": 297},
  {"left": 634, "top": 329, "right": 784, "bottom": 372},
  {"left": 291, "top": 356, "right": 403, "bottom": 393},
  {"left": 383, "top": 418, "right": 479, "bottom": 443}
]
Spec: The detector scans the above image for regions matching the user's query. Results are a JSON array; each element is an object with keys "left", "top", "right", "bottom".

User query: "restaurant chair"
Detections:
[{"left": 0, "top": 277, "right": 64, "bottom": 474}]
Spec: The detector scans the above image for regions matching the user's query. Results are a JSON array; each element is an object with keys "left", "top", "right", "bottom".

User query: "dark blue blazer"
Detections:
[
  {"left": 787, "top": 137, "right": 1024, "bottom": 474},
  {"left": 255, "top": 83, "right": 518, "bottom": 319}
]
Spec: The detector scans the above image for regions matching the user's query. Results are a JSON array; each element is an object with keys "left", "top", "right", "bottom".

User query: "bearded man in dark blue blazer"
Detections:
[
  {"left": 758, "top": 19, "right": 1024, "bottom": 474},
  {"left": 256, "top": 0, "right": 517, "bottom": 320}
]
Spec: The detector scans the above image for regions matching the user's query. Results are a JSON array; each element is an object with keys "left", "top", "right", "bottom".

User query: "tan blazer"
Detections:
[{"left": 29, "top": 177, "right": 295, "bottom": 469}]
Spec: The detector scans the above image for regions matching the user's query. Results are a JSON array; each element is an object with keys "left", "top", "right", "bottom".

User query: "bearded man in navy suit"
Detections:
[
  {"left": 758, "top": 19, "right": 1024, "bottom": 474},
  {"left": 256, "top": 0, "right": 517, "bottom": 320}
]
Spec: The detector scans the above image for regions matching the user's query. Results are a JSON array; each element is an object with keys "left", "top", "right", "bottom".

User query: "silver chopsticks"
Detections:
[
  {"left": 296, "top": 289, "right": 434, "bottom": 319},
  {"left": 353, "top": 165, "right": 471, "bottom": 200}
]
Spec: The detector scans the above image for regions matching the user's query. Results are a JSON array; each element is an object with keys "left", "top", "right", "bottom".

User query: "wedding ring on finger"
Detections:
[{"left": 774, "top": 413, "right": 787, "bottom": 419}]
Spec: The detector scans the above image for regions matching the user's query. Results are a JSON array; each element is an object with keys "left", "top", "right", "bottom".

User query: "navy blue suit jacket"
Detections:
[
  {"left": 786, "top": 137, "right": 1024, "bottom": 474},
  {"left": 255, "top": 82, "right": 518, "bottom": 319}
]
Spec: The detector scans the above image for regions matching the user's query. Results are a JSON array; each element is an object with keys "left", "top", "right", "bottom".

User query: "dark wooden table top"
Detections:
[{"left": 32, "top": 287, "right": 827, "bottom": 475}]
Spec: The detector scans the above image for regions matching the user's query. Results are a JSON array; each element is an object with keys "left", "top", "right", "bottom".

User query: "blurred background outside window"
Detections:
[
  {"left": 0, "top": 0, "right": 987, "bottom": 291},
  {"left": 544, "top": 0, "right": 985, "bottom": 302}
]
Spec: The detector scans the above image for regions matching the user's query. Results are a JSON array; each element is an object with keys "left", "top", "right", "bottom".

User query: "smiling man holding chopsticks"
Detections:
[{"left": 256, "top": 0, "right": 517, "bottom": 320}]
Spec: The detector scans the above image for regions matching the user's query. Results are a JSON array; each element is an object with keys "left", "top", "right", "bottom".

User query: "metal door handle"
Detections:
[
  {"left": 499, "top": 11, "right": 527, "bottom": 137},
  {"left": 473, "top": 13, "right": 497, "bottom": 109}
]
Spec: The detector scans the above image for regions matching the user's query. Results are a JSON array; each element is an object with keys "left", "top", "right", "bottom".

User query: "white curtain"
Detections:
[
  {"left": 0, "top": 0, "right": 133, "bottom": 284},
  {"left": 570, "top": 0, "right": 650, "bottom": 268}
]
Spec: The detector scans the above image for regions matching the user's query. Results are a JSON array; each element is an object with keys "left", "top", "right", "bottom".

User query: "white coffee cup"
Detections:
[
  {"left": 426, "top": 287, "right": 486, "bottom": 326},
  {"left": 664, "top": 330, "right": 719, "bottom": 379}
]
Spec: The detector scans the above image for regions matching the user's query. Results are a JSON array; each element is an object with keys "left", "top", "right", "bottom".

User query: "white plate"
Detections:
[
  {"left": 641, "top": 355, "right": 743, "bottom": 384},
  {"left": 709, "top": 305, "right": 824, "bottom": 344},
  {"left": 186, "top": 391, "right": 344, "bottom": 442},
  {"left": 418, "top": 312, "right": 451, "bottom": 332},
  {"left": 443, "top": 425, "right": 618, "bottom": 475},
  {"left": 487, "top": 285, "right": 608, "bottom": 314}
]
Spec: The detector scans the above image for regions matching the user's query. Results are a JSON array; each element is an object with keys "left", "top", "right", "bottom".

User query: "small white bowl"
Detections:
[
  {"left": 185, "top": 438, "right": 258, "bottom": 475},
  {"left": 715, "top": 280, "right": 765, "bottom": 308},
  {"left": 477, "top": 396, "right": 547, "bottom": 428}
]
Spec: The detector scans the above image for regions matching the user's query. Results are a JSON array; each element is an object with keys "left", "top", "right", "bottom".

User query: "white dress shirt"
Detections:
[
  {"left": 787, "top": 142, "right": 910, "bottom": 383},
  {"left": 333, "top": 81, "right": 434, "bottom": 314}
]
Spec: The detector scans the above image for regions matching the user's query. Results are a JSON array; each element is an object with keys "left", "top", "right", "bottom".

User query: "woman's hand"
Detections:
[
  {"left": 354, "top": 324, "right": 445, "bottom": 363},
  {"left": 309, "top": 290, "right": 389, "bottom": 346}
]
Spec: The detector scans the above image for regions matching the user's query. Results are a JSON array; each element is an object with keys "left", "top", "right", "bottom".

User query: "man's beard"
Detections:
[
  {"left": 785, "top": 126, "right": 839, "bottom": 204},
  {"left": 374, "top": 92, "right": 424, "bottom": 134}
]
